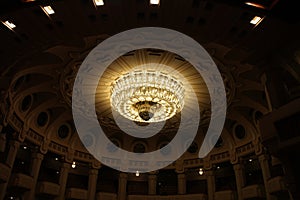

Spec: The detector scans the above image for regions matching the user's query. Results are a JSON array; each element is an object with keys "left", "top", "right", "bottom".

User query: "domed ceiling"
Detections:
[
  {"left": 0, "top": 0, "right": 298, "bottom": 167},
  {"left": 2, "top": 34, "right": 268, "bottom": 160}
]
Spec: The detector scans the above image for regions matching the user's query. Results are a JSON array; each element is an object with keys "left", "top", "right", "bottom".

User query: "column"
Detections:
[
  {"left": 206, "top": 169, "right": 215, "bottom": 200},
  {"left": 177, "top": 173, "right": 186, "bottom": 195},
  {"left": 55, "top": 162, "right": 71, "bottom": 200},
  {"left": 88, "top": 168, "right": 98, "bottom": 200},
  {"left": 0, "top": 134, "right": 6, "bottom": 152},
  {"left": 233, "top": 163, "right": 245, "bottom": 200},
  {"left": 118, "top": 173, "right": 127, "bottom": 200},
  {"left": 0, "top": 140, "right": 20, "bottom": 200},
  {"left": 148, "top": 173, "right": 157, "bottom": 195},
  {"left": 259, "top": 154, "right": 277, "bottom": 200},
  {"left": 24, "top": 152, "right": 44, "bottom": 200},
  {"left": 6, "top": 140, "right": 20, "bottom": 167}
]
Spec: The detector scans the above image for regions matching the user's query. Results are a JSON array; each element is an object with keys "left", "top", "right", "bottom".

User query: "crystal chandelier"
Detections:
[{"left": 110, "top": 70, "right": 185, "bottom": 122}]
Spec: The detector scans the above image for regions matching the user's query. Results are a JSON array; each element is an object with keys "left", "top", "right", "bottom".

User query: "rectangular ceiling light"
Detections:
[
  {"left": 245, "top": 2, "right": 266, "bottom": 9},
  {"left": 2, "top": 20, "right": 16, "bottom": 30},
  {"left": 94, "top": 0, "right": 104, "bottom": 6},
  {"left": 42, "top": 6, "right": 55, "bottom": 15},
  {"left": 21, "top": 0, "right": 36, "bottom": 2},
  {"left": 250, "top": 16, "right": 262, "bottom": 25},
  {"left": 150, "top": 0, "right": 160, "bottom": 5}
]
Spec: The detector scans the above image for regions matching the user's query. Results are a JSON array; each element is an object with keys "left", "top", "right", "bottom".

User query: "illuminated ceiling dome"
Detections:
[
  {"left": 0, "top": 0, "right": 299, "bottom": 199},
  {"left": 110, "top": 69, "right": 185, "bottom": 122}
]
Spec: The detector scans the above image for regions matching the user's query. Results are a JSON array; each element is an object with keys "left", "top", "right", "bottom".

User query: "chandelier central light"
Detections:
[{"left": 110, "top": 70, "right": 185, "bottom": 122}]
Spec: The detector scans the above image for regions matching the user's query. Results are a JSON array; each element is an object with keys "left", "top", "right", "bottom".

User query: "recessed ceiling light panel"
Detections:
[
  {"left": 94, "top": 0, "right": 104, "bottom": 6},
  {"left": 245, "top": 2, "right": 266, "bottom": 9},
  {"left": 150, "top": 0, "right": 160, "bottom": 5},
  {"left": 42, "top": 6, "right": 55, "bottom": 15},
  {"left": 2, "top": 20, "right": 16, "bottom": 30},
  {"left": 250, "top": 16, "right": 262, "bottom": 25}
]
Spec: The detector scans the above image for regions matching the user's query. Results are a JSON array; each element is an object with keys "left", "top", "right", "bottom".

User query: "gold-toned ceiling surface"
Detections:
[
  {"left": 1, "top": 34, "right": 270, "bottom": 162},
  {"left": 95, "top": 49, "right": 209, "bottom": 130}
]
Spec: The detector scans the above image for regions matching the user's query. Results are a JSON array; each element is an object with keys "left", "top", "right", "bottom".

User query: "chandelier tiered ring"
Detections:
[{"left": 110, "top": 70, "right": 185, "bottom": 122}]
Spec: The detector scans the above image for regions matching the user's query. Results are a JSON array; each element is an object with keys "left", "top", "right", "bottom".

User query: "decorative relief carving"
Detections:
[
  {"left": 18, "top": 126, "right": 27, "bottom": 142},
  {"left": 66, "top": 148, "right": 75, "bottom": 163},
  {"left": 236, "top": 142, "right": 254, "bottom": 155},
  {"left": 40, "top": 139, "right": 50, "bottom": 154},
  {"left": 60, "top": 63, "right": 80, "bottom": 107},
  {"left": 211, "top": 151, "right": 230, "bottom": 161},
  {"left": 183, "top": 158, "right": 203, "bottom": 167},
  {"left": 49, "top": 141, "right": 67, "bottom": 153},
  {"left": 1, "top": 37, "right": 264, "bottom": 168},
  {"left": 92, "top": 159, "right": 101, "bottom": 169},
  {"left": 27, "top": 129, "right": 43, "bottom": 143},
  {"left": 10, "top": 113, "right": 23, "bottom": 131},
  {"left": 74, "top": 150, "right": 93, "bottom": 160},
  {"left": 220, "top": 70, "right": 236, "bottom": 107}
]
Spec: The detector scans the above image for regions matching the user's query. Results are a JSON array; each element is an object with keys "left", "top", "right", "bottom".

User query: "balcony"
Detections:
[
  {"left": 215, "top": 190, "right": 236, "bottom": 200},
  {"left": 36, "top": 181, "right": 60, "bottom": 196},
  {"left": 0, "top": 163, "right": 10, "bottom": 183},
  {"left": 127, "top": 194, "right": 208, "bottom": 200},
  {"left": 65, "top": 188, "right": 88, "bottom": 199},
  {"left": 268, "top": 176, "right": 287, "bottom": 194},
  {"left": 9, "top": 173, "right": 33, "bottom": 189},
  {"left": 96, "top": 192, "right": 117, "bottom": 200},
  {"left": 242, "top": 184, "right": 265, "bottom": 199}
]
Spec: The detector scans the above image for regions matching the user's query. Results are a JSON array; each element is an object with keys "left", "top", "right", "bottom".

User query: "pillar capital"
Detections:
[
  {"left": 9, "top": 139, "right": 21, "bottom": 147},
  {"left": 233, "top": 163, "right": 244, "bottom": 171},
  {"left": 119, "top": 172, "right": 128, "bottom": 179},
  {"left": 40, "top": 139, "right": 50, "bottom": 154},
  {"left": 92, "top": 159, "right": 101, "bottom": 169},
  {"left": 175, "top": 159, "right": 184, "bottom": 173},
  {"left": 253, "top": 137, "right": 263, "bottom": 155},
  {"left": 89, "top": 168, "right": 99, "bottom": 175},
  {"left": 258, "top": 154, "right": 270, "bottom": 163},
  {"left": 205, "top": 169, "right": 215, "bottom": 176},
  {"left": 148, "top": 173, "right": 157, "bottom": 180},
  {"left": 65, "top": 148, "right": 74, "bottom": 163},
  {"left": 61, "top": 162, "right": 71, "bottom": 169},
  {"left": 203, "top": 157, "right": 212, "bottom": 169},
  {"left": 32, "top": 151, "right": 44, "bottom": 160},
  {"left": 19, "top": 124, "right": 29, "bottom": 142},
  {"left": 148, "top": 170, "right": 158, "bottom": 175},
  {"left": 230, "top": 150, "right": 238, "bottom": 164}
]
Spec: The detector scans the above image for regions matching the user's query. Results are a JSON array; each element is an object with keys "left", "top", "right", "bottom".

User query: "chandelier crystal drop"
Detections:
[{"left": 110, "top": 70, "right": 185, "bottom": 122}]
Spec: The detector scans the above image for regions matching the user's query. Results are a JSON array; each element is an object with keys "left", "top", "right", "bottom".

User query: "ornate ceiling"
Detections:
[
  {"left": 0, "top": 0, "right": 299, "bottom": 165},
  {"left": 2, "top": 35, "right": 268, "bottom": 156}
]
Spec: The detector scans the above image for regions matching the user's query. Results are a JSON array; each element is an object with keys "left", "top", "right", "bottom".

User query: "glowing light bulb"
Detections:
[
  {"left": 199, "top": 168, "right": 204, "bottom": 175},
  {"left": 72, "top": 161, "right": 76, "bottom": 168}
]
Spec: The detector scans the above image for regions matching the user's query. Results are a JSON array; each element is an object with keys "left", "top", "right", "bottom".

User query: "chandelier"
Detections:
[{"left": 110, "top": 70, "right": 185, "bottom": 122}]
